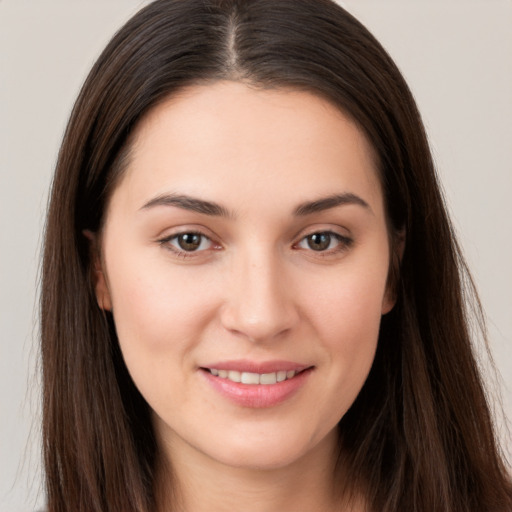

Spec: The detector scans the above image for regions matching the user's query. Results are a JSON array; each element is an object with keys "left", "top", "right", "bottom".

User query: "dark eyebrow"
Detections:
[
  {"left": 141, "top": 192, "right": 371, "bottom": 218},
  {"left": 140, "top": 193, "right": 232, "bottom": 217},
  {"left": 294, "top": 193, "right": 372, "bottom": 216}
]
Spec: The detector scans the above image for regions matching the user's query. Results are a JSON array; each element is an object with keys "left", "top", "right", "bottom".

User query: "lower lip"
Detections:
[{"left": 201, "top": 368, "right": 313, "bottom": 408}]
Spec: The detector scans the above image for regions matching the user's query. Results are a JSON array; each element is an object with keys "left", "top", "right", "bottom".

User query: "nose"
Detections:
[{"left": 220, "top": 248, "right": 300, "bottom": 343}]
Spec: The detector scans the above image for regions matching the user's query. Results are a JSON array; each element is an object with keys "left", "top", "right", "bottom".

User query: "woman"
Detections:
[{"left": 41, "top": 0, "right": 512, "bottom": 511}]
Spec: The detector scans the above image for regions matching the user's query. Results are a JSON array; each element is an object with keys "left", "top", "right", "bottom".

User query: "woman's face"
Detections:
[{"left": 94, "top": 82, "right": 394, "bottom": 471}]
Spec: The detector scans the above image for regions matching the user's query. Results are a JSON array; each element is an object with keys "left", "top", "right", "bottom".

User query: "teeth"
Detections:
[
  {"left": 241, "top": 372, "right": 260, "bottom": 384},
  {"left": 209, "top": 369, "right": 298, "bottom": 385},
  {"left": 277, "top": 370, "right": 287, "bottom": 382},
  {"left": 260, "top": 372, "right": 277, "bottom": 385},
  {"left": 227, "top": 370, "right": 241, "bottom": 383}
]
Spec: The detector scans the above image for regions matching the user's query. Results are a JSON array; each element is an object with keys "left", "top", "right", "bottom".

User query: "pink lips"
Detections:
[
  {"left": 202, "top": 359, "right": 309, "bottom": 374},
  {"left": 200, "top": 359, "right": 313, "bottom": 408}
]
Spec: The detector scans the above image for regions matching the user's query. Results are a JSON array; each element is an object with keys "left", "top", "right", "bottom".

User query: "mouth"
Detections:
[
  {"left": 202, "top": 367, "right": 307, "bottom": 385},
  {"left": 199, "top": 362, "right": 313, "bottom": 408}
]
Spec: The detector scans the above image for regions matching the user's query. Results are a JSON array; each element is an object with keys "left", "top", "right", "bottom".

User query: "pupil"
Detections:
[
  {"left": 178, "top": 233, "right": 201, "bottom": 251},
  {"left": 308, "top": 233, "right": 330, "bottom": 251}
]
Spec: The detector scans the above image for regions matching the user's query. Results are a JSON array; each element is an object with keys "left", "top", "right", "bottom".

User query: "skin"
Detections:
[{"left": 92, "top": 81, "right": 395, "bottom": 511}]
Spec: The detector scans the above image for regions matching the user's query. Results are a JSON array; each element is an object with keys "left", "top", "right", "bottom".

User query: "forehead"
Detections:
[{"left": 110, "top": 81, "right": 383, "bottom": 216}]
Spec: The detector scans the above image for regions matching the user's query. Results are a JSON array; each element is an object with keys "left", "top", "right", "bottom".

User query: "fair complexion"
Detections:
[{"left": 92, "top": 82, "right": 394, "bottom": 512}]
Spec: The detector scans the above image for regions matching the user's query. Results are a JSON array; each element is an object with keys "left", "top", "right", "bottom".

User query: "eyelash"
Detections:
[
  {"left": 158, "top": 230, "right": 218, "bottom": 258},
  {"left": 294, "top": 231, "right": 353, "bottom": 255},
  {"left": 158, "top": 230, "right": 353, "bottom": 258}
]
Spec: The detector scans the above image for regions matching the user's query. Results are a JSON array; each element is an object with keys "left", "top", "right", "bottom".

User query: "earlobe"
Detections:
[
  {"left": 94, "top": 268, "right": 113, "bottom": 312},
  {"left": 83, "top": 229, "right": 112, "bottom": 311},
  {"left": 381, "top": 288, "right": 396, "bottom": 315},
  {"left": 382, "top": 228, "right": 406, "bottom": 315}
]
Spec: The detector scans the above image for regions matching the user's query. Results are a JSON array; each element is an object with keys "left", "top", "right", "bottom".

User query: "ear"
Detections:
[
  {"left": 381, "top": 228, "right": 406, "bottom": 315},
  {"left": 83, "top": 230, "right": 112, "bottom": 311}
]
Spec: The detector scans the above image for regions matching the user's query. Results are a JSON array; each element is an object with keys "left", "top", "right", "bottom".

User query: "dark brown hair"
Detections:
[{"left": 41, "top": 1, "right": 512, "bottom": 511}]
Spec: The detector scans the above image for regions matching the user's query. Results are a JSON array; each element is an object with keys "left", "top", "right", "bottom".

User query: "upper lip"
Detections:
[{"left": 200, "top": 359, "right": 311, "bottom": 374}]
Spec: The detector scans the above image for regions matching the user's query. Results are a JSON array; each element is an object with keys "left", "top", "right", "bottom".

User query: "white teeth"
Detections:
[
  {"left": 277, "top": 370, "right": 287, "bottom": 382},
  {"left": 241, "top": 372, "right": 260, "bottom": 385},
  {"left": 209, "top": 368, "right": 299, "bottom": 385},
  {"left": 260, "top": 372, "right": 277, "bottom": 385},
  {"left": 227, "top": 370, "right": 241, "bottom": 383}
]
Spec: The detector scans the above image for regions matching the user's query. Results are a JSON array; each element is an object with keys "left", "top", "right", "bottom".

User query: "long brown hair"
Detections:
[{"left": 41, "top": 1, "right": 512, "bottom": 510}]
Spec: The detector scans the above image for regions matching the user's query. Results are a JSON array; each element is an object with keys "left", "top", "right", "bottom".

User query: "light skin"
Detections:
[{"left": 91, "top": 81, "right": 396, "bottom": 511}]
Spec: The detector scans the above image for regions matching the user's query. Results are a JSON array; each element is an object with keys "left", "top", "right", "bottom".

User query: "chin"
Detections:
[
  {"left": 202, "top": 425, "right": 337, "bottom": 471},
  {"left": 213, "top": 447, "right": 308, "bottom": 471}
]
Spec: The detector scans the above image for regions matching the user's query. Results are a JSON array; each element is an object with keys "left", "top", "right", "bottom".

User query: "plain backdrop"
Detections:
[{"left": 1, "top": 1, "right": 511, "bottom": 510}]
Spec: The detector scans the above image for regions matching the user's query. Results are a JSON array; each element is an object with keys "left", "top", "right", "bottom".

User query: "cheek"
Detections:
[
  {"left": 307, "top": 259, "right": 388, "bottom": 335},
  {"left": 105, "top": 257, "right": 223, "bottom": 415},
  {"left": 303, "top": 261, "right": 388, "bottom": 393},
  {"left": 105, "top": 251, "right": 218, "bottom": 374}
]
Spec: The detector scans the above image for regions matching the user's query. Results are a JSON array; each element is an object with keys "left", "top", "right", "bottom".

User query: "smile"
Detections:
[
  {"left": 200, "top": 363, "right": 313, "bottom": 408},
  {"left": 207, "top": 368, "right": 299, "bottom": 385}
]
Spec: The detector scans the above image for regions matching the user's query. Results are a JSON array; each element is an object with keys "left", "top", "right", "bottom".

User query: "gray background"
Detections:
[{"left": 1, "top": 1, "right": 511, "bottom": 510}]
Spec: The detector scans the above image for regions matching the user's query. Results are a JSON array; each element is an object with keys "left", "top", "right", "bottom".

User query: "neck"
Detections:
[{"left": 155, "top": 429, "right": 364, "bottom": 512}]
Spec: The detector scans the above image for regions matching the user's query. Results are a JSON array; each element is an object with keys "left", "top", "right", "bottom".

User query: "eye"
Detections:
[
  {"left": 296, "top": 231, "right": 352, "bottom": 253},
  {"left": 160, "top": 231, "right": 216, "bottom": 254}
]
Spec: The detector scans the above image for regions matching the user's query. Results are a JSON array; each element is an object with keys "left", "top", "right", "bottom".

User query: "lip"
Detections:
[
  {"left": 201, "top": 359, "right": 309, "bottom": 374},
  {"left": 199, "top": 360, "right": 313, "bottom": 408}
]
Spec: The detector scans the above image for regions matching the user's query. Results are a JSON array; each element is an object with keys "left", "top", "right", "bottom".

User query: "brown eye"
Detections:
[
  {"left": 306, "top": 233, "right": 332, "bottom": 251},
  {"left": 295, "top": 231, "right": 353, "bottom": 254},
  {"left": 177, "top": 233, "right": 203, "bottom": 251},
  {"left": 160, "top": 232, "right": 214, "bottom": 253}
]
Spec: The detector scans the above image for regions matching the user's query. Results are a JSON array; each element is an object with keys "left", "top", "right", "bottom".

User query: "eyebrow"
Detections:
[
  {"left": 294, "top": 193, "right": 372, "bottom": 216},
  {"left": 141, "top": 193, "right": 232, "bottom": 217},
  {"left": 140, "top": 191, "right": 372, "bottom": 217}
]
